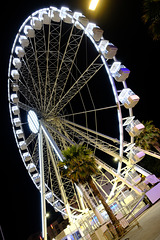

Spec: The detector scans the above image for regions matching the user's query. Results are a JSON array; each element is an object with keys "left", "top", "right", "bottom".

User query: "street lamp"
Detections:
[{"left": 89, "top": 0, "right": 100, "bottom": 11}]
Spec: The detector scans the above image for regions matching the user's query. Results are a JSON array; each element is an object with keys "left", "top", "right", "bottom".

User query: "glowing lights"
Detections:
[
  {"left": 27, "top": 110, "right": 39, "bottom": 134},
  {"left": 50, "top": 224, "right": 53, "bottom": 229},
  {"left": 89, "top": 0, "right": 100, "bottom": 10}
]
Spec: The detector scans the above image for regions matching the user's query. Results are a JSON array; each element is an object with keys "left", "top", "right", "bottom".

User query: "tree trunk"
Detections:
[
  {"left": 88, "top": 177, "right": 125, "bottom": 237},
  {"left": 78, "top": 183, "right": 105, "bottom": 224}
]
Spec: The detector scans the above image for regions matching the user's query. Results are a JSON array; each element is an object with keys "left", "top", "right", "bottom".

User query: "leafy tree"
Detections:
[
  {"left": 135, "top": 120, "right": 160, "bottom": 152},
  {"left": 142, "top": 0, "right": 160, "bottom": 40},
  {"left": 59, "top": 144, "right": 124, "bottom": 237}
]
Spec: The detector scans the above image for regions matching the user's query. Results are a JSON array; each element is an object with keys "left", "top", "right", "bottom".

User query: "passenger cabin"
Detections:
[
  {"left": 30, "top": 17, "right": 43, "bottom": 30},
  {"left": 51, "top": 9, "right": 61, "bottom": 22},
  {"left": 24, "top": 25, "right": 35, "bottom": 38},
  {"left": 33, "top": 173, "right": 40, "bottom": 184},
  {"left": 12, "top": 83, "right": 19, "bottom": 92},
  {"left": 110, "top": 62, "right": 130, "bottom": 82},
  {"left": 92, "top": 27, "right": 103, "bottom": 42},
  {"left": 19, "top": 35, "right": 29, "bottom": 48},
  {"left": 15, "top": 46, "right": 25, "bottom": 58},
  {"left": 13, "top": 58, "right": 22, "bottom": 69},
  {"left": 16, "top": 129, "right": 24, "bottom": 139},
  {"left": 13, "top": 118, "right": 21, "bottom": 127},
  {"left": 11, "top": 70, "right": 20, "bottom": 80},
  {"left": 12, "top": 105, "right": 19, "bottom": 115},
  {"left": 60, "top": 7, "right": 73, "bottom": 24},
  {"left": 46, "top": 192, "right": 54, "bottom": 203},
  {"left": 11, "top": 93, "right": 19, "bottom": 103},
  {"left": 118, "top": 88, "right": 140, "bottom": 109},
  {"left": 27, "top": 163, "right": 36, "bottom": 173},
  {"left": 73, "top": 12, "right": 89, "bottom": 29},
  {"left": 127, "top": 147, "right": 145, "bottom": 164},
  {"left": 39, "top": 10, "right": 51, "bottom": 24},
  {"left": 23, "top": 152, "right": 31, "bottom": 162},
  {"left": 19, "top": 140, "right": 27, "bottom": 150},
  {"left": 99, "top": 40, "right": 118, "bottom": 59},
  {"left": 125, "top": 119, "right": 145, "bottom": 137},
  {"left": 114, "top": 67, "right": 130, "bottom": 82}
]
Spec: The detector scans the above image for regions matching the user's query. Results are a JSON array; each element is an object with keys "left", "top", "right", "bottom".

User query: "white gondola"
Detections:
[
  {"left": 73, "top": 11, "right": 82, "bottom": 20},
  {"left": 92, "top": 27, "right": 103, "bottom": 42},
  {"left": 86, "top": 22, "right": 96, "bottom": 35},
  {"left": 16, "top": 129, "right": 24, "bottom": 139},
  {"left": 13, "top": 118, "right": 21, "bottom": 127},
  {"left": 51, "top": 8, "right": 61, "bottom": 22},
  {"left": 46, "top": 191, "right": 54, "bottom": 202},
  {"left": 12, "top": 105, "right": 19, "bottom": 115},
  {"left": 13, "top": 58, "right": 22, "bottom": 69},
  {"left": 27, "top": 163, "right": 36, "bottom": 173},
  {"left": 30, "top": 17, "right": 43, "bottom": 30},
  {"left": 32, "top": 173, "right": 40, "bottom": 183},
  {"left": 127, "top": 147, "right": 145, "bottom": 164},
  {"left": 125, "top": 119, "right": 145, "bottom": 137},
  {"left": 115, "top": 66, "right": 130, "bottom": 82},
  {"left": 126, "top": 170, "right": 141, "bottom": 184},
  {"left": 110, "top": 62, "right": 130, "bottom": 82},
  {"left": 19, "top": 140, "right": 27, "bottom": 150},
  {"left": 74, "top": 12, "right": 83, "bottom": 29},
  {"left": 11, "top": 69, "right": 20, "bottom": 80},
  {"left": 60, "top": 7, "right": 73, "bottom": 24},
  {"left": 99, "top": 40, "right": 118, "bottom": 59},
  {"left": 78, "top": 15, "right": 89, "bottom": 27},
  {"left": 53, "top": 200, "right": 63, "bottom": 212},
  {"left": 39, "top": 10, "right": 51, "bottom": 24},
  {"left": 24, "top": 25, "right": 35, "bottom": 38},
  {"left": 86, "top": 23, "right": 103, "bottom": 41},
  {"left": 11, "top": 93, "right": 19, "bottom": 103},
  {"left": 15, "top": 46, "right": 25, "bottom": 58},
  {"left": 73, "top": 12, "right": 89, "bottom": 29},
  {"left": 119, "top": 88, "right": 140, "bottom": 109},
  {"left": 19, "top": 35, "right": 29, "bottom": 48},
  {"left": 12, "top": 83, "right": 19, "bottom": 92},
  {"left": 23, "top": 152, "right": 31, "bottom": 162}
]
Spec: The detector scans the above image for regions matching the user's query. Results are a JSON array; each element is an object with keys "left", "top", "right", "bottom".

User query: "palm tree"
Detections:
[
  {"left": 59, "top": 144, "right": 124, "bottom": 237},
  {"left": 142, "top": 0, "right": 160, "bottom": 40},
  {"left": 135, "top": 120, "right": 160, "bottom": 152}
]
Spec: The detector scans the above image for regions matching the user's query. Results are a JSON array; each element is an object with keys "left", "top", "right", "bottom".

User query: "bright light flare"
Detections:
[
  {"left": 89, "top": 0, "right": 100, "bottom": 10},
  {"left": 27, "top": 110, "right": 39, "bottom": 134}
]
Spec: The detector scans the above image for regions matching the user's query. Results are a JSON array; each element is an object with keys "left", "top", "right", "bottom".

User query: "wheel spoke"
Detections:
[
  {"left": 60, "top": 118, "right": 128, "bottom": 164},
  {"left": 60, "top": 104, "right": 119, "bottom": 118},
  {"left": 47, "top": 55, "right": 103, "bottom": 116},
  {"left": 44, "top": 20, "right": 62, "bottom": 110},
  {"left": 46, "top": 26, "right": 84, "bottom": 112}
]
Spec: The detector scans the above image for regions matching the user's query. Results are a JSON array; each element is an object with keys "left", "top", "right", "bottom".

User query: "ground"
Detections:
[{"left": 121, "top": 200, "right": 160, "bottom": 240}]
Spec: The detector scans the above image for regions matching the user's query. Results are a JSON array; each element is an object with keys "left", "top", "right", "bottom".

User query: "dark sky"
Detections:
[{"left": 1, "top": 0, "right": 160, "bottom": 239}]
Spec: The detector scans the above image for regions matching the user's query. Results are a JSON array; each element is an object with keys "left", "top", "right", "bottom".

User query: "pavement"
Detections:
[{"left": 120, "top": 200, "right": 160, "bottom": 240}]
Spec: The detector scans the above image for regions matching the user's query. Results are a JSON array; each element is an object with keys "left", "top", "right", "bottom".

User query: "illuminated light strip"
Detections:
[
  {"left": 41, "top": 122, "right": 64, "bottom": 162},
  {"left": 89, "top": 0, "right": 100, "bottom": 10}
]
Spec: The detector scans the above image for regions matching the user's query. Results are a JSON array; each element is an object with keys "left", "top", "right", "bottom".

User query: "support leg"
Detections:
[{"left": 39, "top": 125, "right": 47, "bottom": 240}]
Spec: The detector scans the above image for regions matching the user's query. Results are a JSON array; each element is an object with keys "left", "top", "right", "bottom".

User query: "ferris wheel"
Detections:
[{"left": 8, "top": 6, "right": 146, "bottom": 235}]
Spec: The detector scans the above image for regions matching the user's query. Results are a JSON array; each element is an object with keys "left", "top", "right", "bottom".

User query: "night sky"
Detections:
[{"left": 1, "top": 0, "right": 160, "bottom": 239}]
